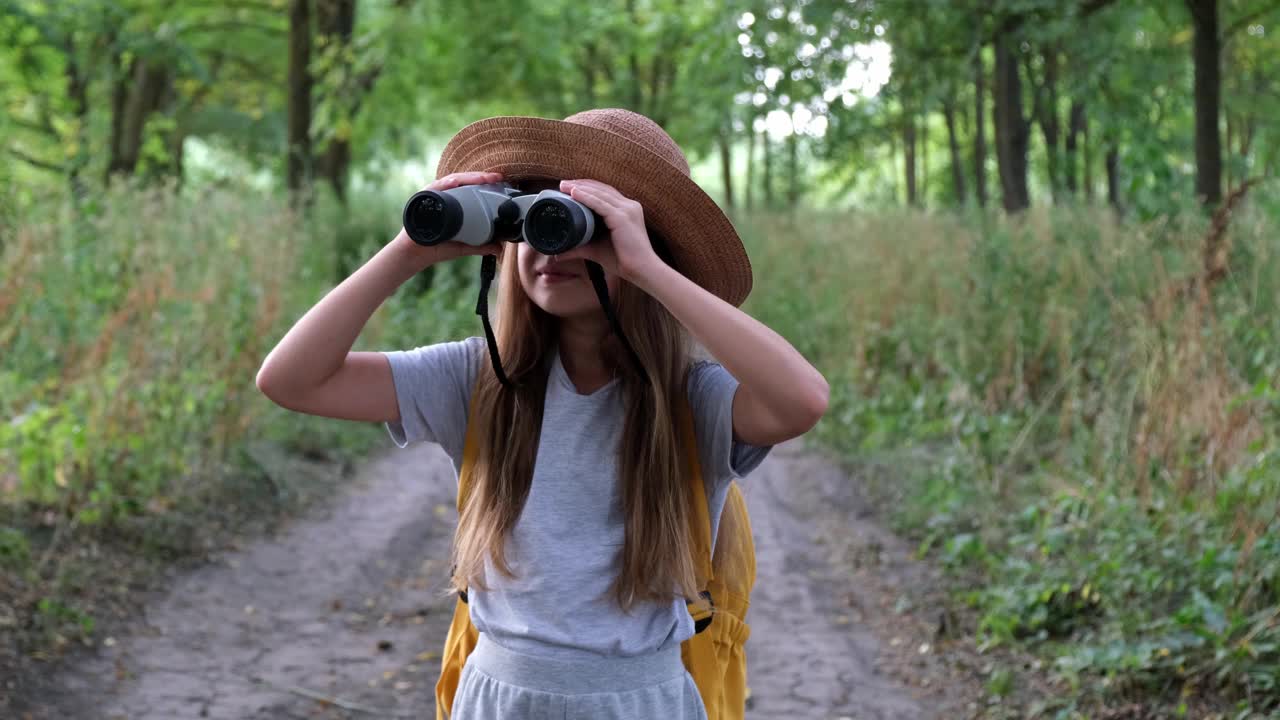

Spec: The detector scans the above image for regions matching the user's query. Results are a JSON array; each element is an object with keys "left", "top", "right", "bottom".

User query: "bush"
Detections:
[
  {"left": 0, "top": 180, "right": 481, "bottom": 659},
  {"left": 737, "top": 192, "right": 1280, "bottom": 714}
]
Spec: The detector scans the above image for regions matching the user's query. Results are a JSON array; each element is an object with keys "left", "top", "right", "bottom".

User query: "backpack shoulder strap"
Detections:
[
  {"left": 450, "top": 379, "right": 486, "bottom": 602},
  {"left": 457, "top": 379, "right": 484, "bottom": 514},
  {"left": 677, "top": 392, "right": 714, "bottom": 588},
  {"left": 677, "top": 390, "right": 717, "bottom": 636}
]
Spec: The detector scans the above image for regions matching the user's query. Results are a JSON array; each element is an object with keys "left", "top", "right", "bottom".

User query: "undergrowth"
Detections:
[{"left": 740, "top": 191, "right": 1280, "bottom": 717}]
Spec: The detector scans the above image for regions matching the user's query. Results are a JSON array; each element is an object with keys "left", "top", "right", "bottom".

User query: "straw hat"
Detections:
[{"left": 435, "top": 108, "right": 754, "bottom": 307}]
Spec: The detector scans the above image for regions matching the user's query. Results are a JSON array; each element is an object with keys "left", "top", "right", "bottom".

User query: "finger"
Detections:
[
  {"left": 580, "top": 181, "right": 633, "bottom": 207},
  {"left": 458, "top": 171, "right": 502, "bottom": 183},
  {"left": 430, "top": 171, "right": 502, "bottom": 190},
  {"left": 563, "top": 178, "right": 617, "bottom": 195},
  {"left": 428, "top": 176, "right": 463, "bottom": 191},
  {"left": 569, "top": 185, "right": 619, "bottom": 213},
  {"left": 566, "top": 180, "right": 635, "bottom": 214}
]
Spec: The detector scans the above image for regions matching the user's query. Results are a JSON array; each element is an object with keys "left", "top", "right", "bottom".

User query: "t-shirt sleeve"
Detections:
[
  {"left": 380, "top": 336, "right": 482, "bottom": 460},
  {"left": 686, "top": 360, "right": 773, "bottom": 484}
]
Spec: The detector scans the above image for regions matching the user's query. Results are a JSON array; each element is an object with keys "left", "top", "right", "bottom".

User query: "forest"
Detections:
[{"left": 2, "top": 1, "right": 1278, "bottom": 718}]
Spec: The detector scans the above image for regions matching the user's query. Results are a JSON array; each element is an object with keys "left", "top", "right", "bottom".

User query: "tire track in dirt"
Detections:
[
  {"left": 18, "top": 444, "right": 461, "bottom": 719},
  {"left": 742, "top": 440, "right": 942, "bottom": 712},
  {"left": 19, "top": 438, "right": 969, "bottom": 719}
]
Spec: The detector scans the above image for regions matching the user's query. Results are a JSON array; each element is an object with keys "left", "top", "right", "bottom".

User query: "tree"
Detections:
[
  {"left": 973, "top": 36, "right": 989, "bottom": 207},
  {"left": 1186, "top": 0, "right": 1222, "bottom": 205},
  {"left": 992, "top": 27, "right": 1030, "bottom": 212},
  {"left": 286, "top": 0, "right": 312, "bottom": 199},
  {"left": 315, "top": 0, "right": 357, "bottom": 203},
  {"left": 1, "top": 0, "right": 1275, "bottom": 220}
]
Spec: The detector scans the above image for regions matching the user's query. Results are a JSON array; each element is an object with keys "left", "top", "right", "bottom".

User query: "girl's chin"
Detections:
[{"left": 530, "top": 295, "right": 598, "bottom": 320}]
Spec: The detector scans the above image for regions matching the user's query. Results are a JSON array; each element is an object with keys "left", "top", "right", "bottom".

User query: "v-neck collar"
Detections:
[{"left": 551, "top": 348, "right": 620, "bottom": 398}]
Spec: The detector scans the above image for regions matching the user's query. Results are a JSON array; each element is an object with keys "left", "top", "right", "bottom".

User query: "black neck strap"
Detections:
[
  {"left": 476, "top": 254, "right": 512, "bottom": 388},
  {"left": 474, "top": 255, "right": 649, "bottom": 389},
  {"left": 585, "top": 260, "right": 649, "bottom": 385}
]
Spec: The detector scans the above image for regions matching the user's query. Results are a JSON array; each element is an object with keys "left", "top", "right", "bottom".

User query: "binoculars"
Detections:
[{"left": 402, "top": 181, "right": 604, "bottom": 255}]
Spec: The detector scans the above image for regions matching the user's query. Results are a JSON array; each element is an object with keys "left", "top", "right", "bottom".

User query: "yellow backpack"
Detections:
[{"left": 434, "top": 379, "right": 756, "bottom": 719}]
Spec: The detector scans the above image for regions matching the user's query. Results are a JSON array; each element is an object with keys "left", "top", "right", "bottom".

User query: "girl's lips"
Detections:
[{"left": 537, "top": 271, "right": 578, "bottom": 284}]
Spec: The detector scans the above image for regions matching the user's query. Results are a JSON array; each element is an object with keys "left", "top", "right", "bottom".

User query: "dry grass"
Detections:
[
  {"left": 739, "top": 196, "right": 1278, "bottom": 525},
  {"left": 1, "top": 181, "right": 306, "bottom": 511}
]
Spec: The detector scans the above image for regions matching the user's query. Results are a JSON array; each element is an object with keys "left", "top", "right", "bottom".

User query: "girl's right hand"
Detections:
[
  {"left": 256, "top": 169, "right": 509, "bottom": 424},
  {"left": 397, "top": 171, "right": 506, "bottom": 260}
]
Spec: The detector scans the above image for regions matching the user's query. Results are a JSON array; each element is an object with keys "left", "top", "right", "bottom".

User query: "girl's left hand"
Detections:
[{"left": 553, "top": 179, "right": 662, "bottom": 283}]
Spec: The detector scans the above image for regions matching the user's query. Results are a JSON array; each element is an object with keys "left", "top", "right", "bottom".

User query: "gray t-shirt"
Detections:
[{"left": 382, "top": 336, "right": 771, "bottom": 659}]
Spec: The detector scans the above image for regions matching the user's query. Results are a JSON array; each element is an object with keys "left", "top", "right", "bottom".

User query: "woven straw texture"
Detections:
[{"left": 436, "top": 108, "right": 753, "bottom": 307}]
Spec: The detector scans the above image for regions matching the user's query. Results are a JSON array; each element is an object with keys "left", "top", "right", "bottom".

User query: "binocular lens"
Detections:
[
  {"left": 403, "top": 190, "right": 464, "bottom": 246},
  {"left": 525, "top": 197, "right": 592, "bottom": 255}
]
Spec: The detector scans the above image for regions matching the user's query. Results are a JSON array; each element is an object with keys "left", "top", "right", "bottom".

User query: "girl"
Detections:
[{"left": 256, "top": 108, "right": 829, "bottom": 719}]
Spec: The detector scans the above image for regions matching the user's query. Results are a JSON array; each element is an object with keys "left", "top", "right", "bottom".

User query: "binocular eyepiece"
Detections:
[{"left": 402, "top": 182, "right": 604, "bottom": 255}]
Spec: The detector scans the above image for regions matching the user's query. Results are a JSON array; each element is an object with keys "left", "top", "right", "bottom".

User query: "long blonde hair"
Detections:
[{"left": 449, "top": 242, "right": 701, "bottom": 611}]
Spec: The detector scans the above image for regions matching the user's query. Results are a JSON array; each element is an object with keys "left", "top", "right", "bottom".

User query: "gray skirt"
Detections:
[{"left": 450, "top": 632, "right": 708, "bottom": 720}]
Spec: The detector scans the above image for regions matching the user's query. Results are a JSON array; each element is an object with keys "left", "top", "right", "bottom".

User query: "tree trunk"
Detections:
[
  {"left": 921, "top": 112, "right": 929, "bottom": 203},
  {"left": 1028, "top": 46, "right": 1061, "bottom": 201},
  {"left": 888, "top": 114, "right": 898, "bottom": 199},
  {"left": 62, "top": 42, "right": 89, "bottom": 193},
  {"left": 1065, "top": 99, "right": 1086, "bottom": 195},
  {"left": 973, "top": 41, "right": 988, "bottom": 208},
  {"left": 761, "top": 129, "right": 773, "bottom": 209},
  {"left": 717, "top": 125, "right": 734, "bottom": 208},
  {"left": 1225, "top": 112, "right": 1233, "bottom": 190},
  {"left": 1105, "top": 143, "right": 1120, "bottom": 212},
  {"left": 787, "top": 131, "right": 798, "bottom": 208},
  {"left": 944, "top": 98, "right": 967, "bottom": 204},
  {"left": 171, "top": 128, "right": 187, "bottom": 187},
  {"left": 903, "top": 113, "right": 918, "bottom": 206},
  {"left": 745, "top": 124, "right": 756, "bottom": 210},
  {"left": 105, "top": 57, "right": 132, "bottom": 181},
  {"left": 114, "top": 60, "right": 171, "bottom": 178},
  {"left": 1083, "top": 116, "right": 1094, "bottom": 201},
  {"left": 1186, "top": 0, "right": 1222, "bottom": 205},
  {"left": 993, "top": 30, "right": 1030, "bottom": 212},
  {"left": 1239, "top": 116, "right": 1259, "bottom": 185},
  {"left": 287, "top": 0, "right": 314, "bottom": 199},
  {"left": 316, "top": 0, "right": 356, "bottom": 204}
]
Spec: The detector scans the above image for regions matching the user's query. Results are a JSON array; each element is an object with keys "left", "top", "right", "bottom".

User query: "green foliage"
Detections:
[
  {"left": 2, "top": 0, "right": 1279, "bottom": 708},
  {"left": 4, "top": 0, "right": 1278, "bottom": 217},
  {"left": 0, "top": 525, "right": 30, "bottom": 571},
  {"left": 0, "top": 180, "right": 473, "bottom": 525},
  {"left": 0, "top": 179, "right": 489, "bottom": 664},
  {"left": 742, "top": 194, "right": 1280, "bottom": 714},
  {"left": 34, "top": 596, "right": 94, "bottom": 637}
]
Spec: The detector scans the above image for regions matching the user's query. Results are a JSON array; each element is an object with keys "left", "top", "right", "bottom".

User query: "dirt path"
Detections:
[{"left": 18, "top": 438, "right": 975, "bottom": 719}]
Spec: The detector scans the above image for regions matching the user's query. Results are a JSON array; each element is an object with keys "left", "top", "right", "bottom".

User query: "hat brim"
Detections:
[{"left": 436, "top": 116, "right": 752, "bottom": 307}]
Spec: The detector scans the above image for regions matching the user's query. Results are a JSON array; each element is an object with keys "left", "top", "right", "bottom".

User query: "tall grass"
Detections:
[
  {"left": 3, "top": 176, "right": 1277, "bottom": 713},
  {"left": 0, "top": 180, "right": 478, "bottom": 653},
  {"left": 739, "top": 196, "right": 1280, "bottom": 714}
]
